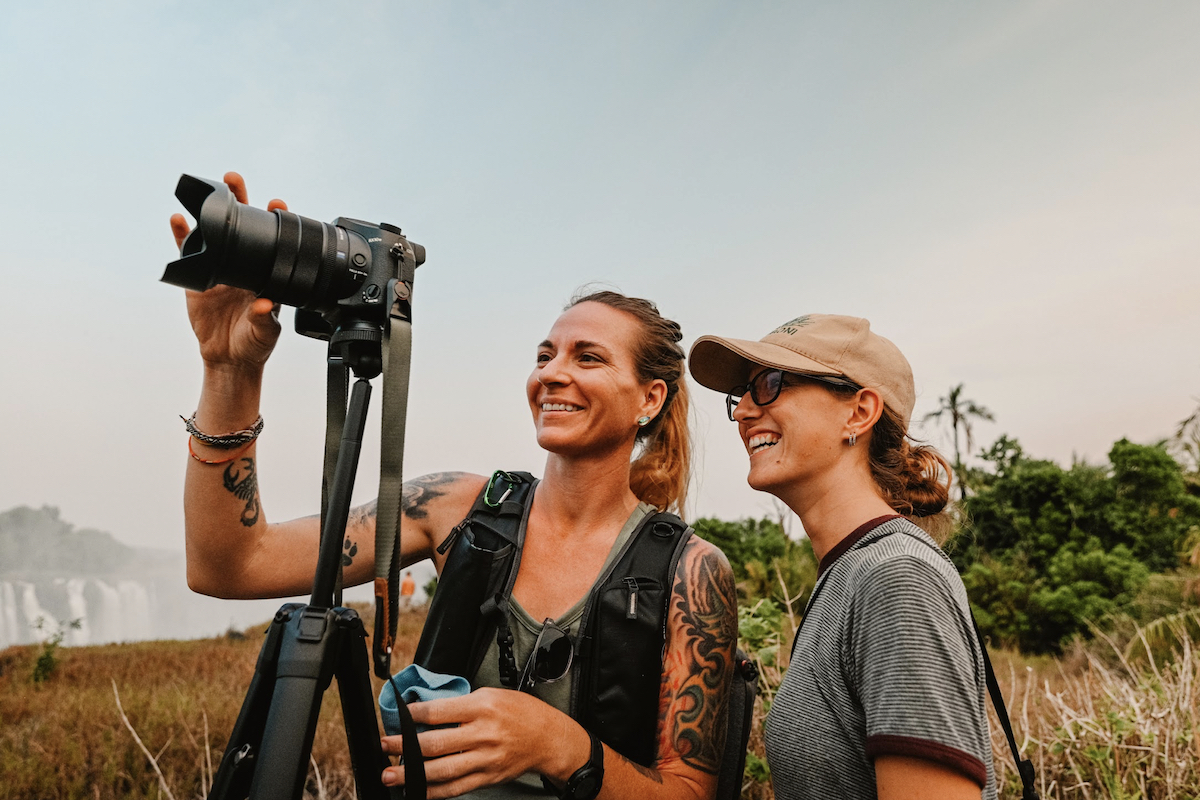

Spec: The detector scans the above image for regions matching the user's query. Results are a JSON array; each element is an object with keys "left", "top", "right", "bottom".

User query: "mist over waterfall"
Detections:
[{"left": 0, "top": 505, "right": 365, "bottom": 648}]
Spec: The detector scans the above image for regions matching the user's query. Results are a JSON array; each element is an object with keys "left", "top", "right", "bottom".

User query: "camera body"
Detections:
[
  {"left": 291, "top": 216, "right": 419, "bottom": 340},
  {"left": 162, "top": 174, "right": 424, "bottom": 371}
]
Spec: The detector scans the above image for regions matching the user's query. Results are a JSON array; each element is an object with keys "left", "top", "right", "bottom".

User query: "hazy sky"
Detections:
[{"left": 1, "top": 1, "right": 1197, "bottom": 558}]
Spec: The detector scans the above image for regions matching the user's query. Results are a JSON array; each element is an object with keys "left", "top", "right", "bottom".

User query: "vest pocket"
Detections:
[
  {"left": 587, "top": 576, "right": 666, "bottom": 764},
  {"left": 414, "top": 523, "right": 515, "bottom": 676}
]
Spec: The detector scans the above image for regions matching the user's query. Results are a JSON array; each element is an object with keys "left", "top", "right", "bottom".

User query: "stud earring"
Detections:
[
  {"left": 847, "top": 431, "right": 857, "bottom": 447},
  {"left": 637, "top": 416, "right": 651, "bottom": 427}
]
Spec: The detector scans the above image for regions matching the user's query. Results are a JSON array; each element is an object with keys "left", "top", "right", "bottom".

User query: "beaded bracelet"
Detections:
[
  {"left": 181, "top": 412, "right": 264, "bottom": 448},
  {"left": 188, "top": 437, "right": 256, "bottom": 465}
]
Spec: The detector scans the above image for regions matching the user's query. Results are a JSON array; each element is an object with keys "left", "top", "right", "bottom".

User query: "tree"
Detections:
[
  {"left": 922, "top": 383, "right": 995, "bottom": 499},
  {"left": 1171, "top": 397, "right": 1200, "bottom": 489},
  {"left": 956, "top": 434, "right": 1200, "bottom": 652}
]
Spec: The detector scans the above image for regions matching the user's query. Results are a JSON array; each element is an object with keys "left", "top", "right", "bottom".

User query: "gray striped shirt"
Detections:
[{"left": 764, "top": 516, "right": 996, "bottom": 799}]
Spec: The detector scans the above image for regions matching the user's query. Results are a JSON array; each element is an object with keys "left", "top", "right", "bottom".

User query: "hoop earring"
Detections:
[
  {"left": 847, "top": 431, "right": 857, "bottom": 447},
  {"left": 637, "top": 416, "right": 651, "bottom": 427}
]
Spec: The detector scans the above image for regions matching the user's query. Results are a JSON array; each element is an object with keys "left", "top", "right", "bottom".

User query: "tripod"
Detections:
[{"left": 208, "top": 352, "right": 423, "bottom": 800}]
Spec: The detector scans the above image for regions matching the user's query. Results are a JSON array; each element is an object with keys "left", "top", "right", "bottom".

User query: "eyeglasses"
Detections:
[
  {"left": 726, "top": 369, "right": 861, "bottom": 421},
  {"left": 518, "top": 618, "right": 574, "bottom": 692}
]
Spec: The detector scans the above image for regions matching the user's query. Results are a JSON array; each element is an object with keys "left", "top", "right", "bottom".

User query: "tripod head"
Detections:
[{"left": 301, "top": 228, "right": 422, "bottom": 380}]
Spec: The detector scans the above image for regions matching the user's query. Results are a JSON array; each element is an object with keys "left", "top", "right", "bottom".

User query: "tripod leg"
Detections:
[
  {"left": 249, "top": 607, "right": 344, "bottom": 800},
  {"left": 332, "top": 608, "right": 392, "bottom": 800},
  {"left": 209, "top": 604, "right": 302, "bottom": 800}
]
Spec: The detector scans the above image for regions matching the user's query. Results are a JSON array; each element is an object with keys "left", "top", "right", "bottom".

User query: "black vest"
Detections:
[{"left": 412, "top": 471, "right": 692, "bottom": 767}]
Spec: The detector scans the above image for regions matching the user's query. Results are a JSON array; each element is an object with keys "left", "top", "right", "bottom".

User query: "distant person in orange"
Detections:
[{"left": 399, "top": 571, "right": 416, "bottom": 611}]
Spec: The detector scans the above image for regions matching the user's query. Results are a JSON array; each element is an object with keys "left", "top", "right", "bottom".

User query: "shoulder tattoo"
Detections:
[
  {"left": 659, "top": 539, "right": 738, "bottom": 774},
  {"left": 402, "top": 472, "right": 468, "bottom": 520},
  {"left": 222, "top": 458, "right": 260, "bottom": 528}
]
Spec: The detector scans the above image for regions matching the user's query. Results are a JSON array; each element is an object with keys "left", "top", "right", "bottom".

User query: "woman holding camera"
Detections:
[
  {"left": 688, "top": 314, "right": 996, "bottom": 800},
  {"left": 172, "top": 173, "right": 737, "bottom": 800}
]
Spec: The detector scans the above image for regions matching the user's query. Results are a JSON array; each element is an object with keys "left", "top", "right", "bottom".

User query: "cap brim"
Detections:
[{"left": 688, "top": 336, "right": 842, "bottom": 394}]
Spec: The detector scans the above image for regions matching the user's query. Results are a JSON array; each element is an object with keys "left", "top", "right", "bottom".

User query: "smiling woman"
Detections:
[
  {"left": 172, "top": 177, "right": 736, "bottom": 800},
  {"left": 689, "top": 314, "right": 992, "bottom": 800}
]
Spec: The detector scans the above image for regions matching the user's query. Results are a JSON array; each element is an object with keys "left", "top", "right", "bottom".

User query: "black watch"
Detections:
[{"left": 560, "top": 731, "right": 604, "bottom": 800}]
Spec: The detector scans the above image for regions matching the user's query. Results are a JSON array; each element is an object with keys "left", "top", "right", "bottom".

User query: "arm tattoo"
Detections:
[
  {"left": 342, "top": 537, "right": 358, "bottom": 567},
  {"left": 401, "top": 472, "right": 466, "bottom": 520},
  {"left": 348, "top": 498, "right": 377, "bottom": 532},
  {"left": 620, "top": 753, "right": 664, "bottom": 784},
  {"left": 659, "top": 539, "right": 738, "bottom": 774},
  {"left": 222, "top": 458, "right": 261, "bottom": 528}
]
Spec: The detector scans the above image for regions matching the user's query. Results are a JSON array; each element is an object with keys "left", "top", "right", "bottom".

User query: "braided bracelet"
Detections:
[
  {"left": 188, "top": 437, "right": 256, "bottom": 465},
  {"left": 181, "top": 412, "right": 264, "bottom": 448}
]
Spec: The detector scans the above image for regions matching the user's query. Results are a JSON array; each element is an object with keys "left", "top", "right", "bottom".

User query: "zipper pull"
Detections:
[
  {"left": 623, "top": 578, "right": 639, "bottom": 619},
  {"left": 437, "top": 519, "right": 470, "bottom": 555}
]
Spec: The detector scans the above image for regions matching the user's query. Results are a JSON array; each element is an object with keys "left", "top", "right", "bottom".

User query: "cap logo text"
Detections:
[{"left": 771, "top": 315, "right": 813, "bottom": 336}]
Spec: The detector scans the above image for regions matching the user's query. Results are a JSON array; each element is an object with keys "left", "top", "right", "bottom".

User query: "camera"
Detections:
[{"left": 162, "top": 174, "right": 425, "bottom": 350}]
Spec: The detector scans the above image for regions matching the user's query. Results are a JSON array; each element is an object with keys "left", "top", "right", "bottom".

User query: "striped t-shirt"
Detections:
[{"left": 764, "top": 516, "right": 996, "bottom": 799}]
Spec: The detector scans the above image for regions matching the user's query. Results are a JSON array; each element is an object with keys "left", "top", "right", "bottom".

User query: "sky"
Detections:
[{"left": 1, "top": 1, "right": 1197, "bottom": 566}]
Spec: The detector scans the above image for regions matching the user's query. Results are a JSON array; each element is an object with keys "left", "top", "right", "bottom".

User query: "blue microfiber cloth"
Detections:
[{"left": 379, "top": 663, "right": 471, "bottom": 735}]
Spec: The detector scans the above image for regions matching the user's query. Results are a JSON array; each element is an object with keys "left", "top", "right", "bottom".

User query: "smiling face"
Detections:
[
  {"left": 527, "top": 301, "right": 666, "bottom": 458},
  {"left": 732, "top": 369, "right": 857, "bottom": 497}
]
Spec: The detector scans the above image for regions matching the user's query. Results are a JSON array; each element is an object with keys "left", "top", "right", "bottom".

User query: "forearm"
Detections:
[
  {"left": 538, "top": 712, "right": 710, "bottom": 800},
  {"left": 194, "top": 361, "right": 264, "bottom": 432},
  {"left": 595, "top": 751, "right": 711, "bottom": 800},
  {"left": 183, "top": 363, "right": 278, "bottom": 597}
]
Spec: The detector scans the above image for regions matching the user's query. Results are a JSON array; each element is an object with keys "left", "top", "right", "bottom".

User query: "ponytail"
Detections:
[
  {"left": 630, "top": 379, "right": 691, "bottom": 515},
  {"left": 867, "top": 405, "right": 954, "bottom": 542},
  {"left": 569, "top": 291, "right": 691, "bottom": 516}
]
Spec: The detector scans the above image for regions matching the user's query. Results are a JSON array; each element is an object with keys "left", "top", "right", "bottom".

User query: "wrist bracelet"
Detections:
[
  {"left": 188, "top": 437, "right": 256, "bottom": 465},
  {"left": 181, "top": 412, "right": 264, "bottom": 448}
]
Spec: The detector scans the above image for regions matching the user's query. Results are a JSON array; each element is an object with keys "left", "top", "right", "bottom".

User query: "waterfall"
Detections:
[
  {"left": 66, "top": 578, "right": 92, "bottom": 646},
  {"left": 20, "top": 583, "right": 53, "bottom": 643},
  {"left": 90, "top": 579, "right": 123, "bottom": 643},
  {"left": 1, "top": 582, "right": 23, "bottom": 647},
  {"left": 117, "top": 580, "right": 153, "bottom": 642}
]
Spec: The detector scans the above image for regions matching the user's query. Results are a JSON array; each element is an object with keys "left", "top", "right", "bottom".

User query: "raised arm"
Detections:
[{"left": 173, "top": 173, "right": 484, "bottom": 598}]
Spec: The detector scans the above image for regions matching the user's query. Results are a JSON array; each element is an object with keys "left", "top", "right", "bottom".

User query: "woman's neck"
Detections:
[
  {"left": 777, "top": 461, "right": 895, "bottom": 563},
  {"left": 536, "top": 451, "right": 642, "bottom": 535}
]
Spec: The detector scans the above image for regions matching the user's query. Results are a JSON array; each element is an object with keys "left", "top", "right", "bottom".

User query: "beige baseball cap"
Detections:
[{"left": 689, "top": 314, "right": 916, "bottom": 430}]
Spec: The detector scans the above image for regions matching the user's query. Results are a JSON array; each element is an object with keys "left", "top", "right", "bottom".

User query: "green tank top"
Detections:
[{"left": 462, "top": 501, "right": 656, "bottom": 799}]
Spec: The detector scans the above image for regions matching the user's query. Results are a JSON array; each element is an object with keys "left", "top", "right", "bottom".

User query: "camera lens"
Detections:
[{"left": 163, "top": 175, "right": 368, "bottom": 312}]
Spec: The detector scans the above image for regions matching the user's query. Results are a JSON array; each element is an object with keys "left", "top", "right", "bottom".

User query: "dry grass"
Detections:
[
  {"left": 985, "top": 638, "right": 1200, "bottom": 799},
  {"left": 0, "top": 605, "right": 425, "bottom": 800},
  {"left": 3, "top": 607, "right": 1198, "bottom": 799}
]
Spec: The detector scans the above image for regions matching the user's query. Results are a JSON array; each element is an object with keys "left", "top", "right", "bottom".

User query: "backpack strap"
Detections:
[
  {"left": 716, "top": 649, "right": 758, "bottom": 800},
  {"left": 412, "top": 470, "right": 535, "bottom": 682},
  {"left": 573, "top": 512, "right": 692, "bottom": 766}
]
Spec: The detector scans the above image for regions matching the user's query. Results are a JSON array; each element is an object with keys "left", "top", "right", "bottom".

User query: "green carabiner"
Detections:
[{"left": 484, "top": 470, "right": 520, "bottom": 508}]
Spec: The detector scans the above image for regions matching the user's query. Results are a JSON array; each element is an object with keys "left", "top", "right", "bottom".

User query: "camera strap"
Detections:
[{"left": 373, "top": 277, "right": 414, "bottom": 679}]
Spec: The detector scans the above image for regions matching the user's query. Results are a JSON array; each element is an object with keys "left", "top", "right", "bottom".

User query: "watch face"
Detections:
[{"left": 572, "top": 772, "right": 600, "bottom": 799}]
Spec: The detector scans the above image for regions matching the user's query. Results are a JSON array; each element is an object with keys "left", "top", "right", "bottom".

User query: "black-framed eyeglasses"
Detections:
[
  {"left": 518, "top": 618, "right": 574, "bottom": 693},
  {"left": 726, "top": 369, "right": 862, "bottom": 421}
]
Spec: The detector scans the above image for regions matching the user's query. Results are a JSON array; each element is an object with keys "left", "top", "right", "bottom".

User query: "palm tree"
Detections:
[
  {"left": 1172, "top": 397, "right": 1200, "bottom": 478},
  {"left": 922, "top": 383, "right": 995, "bottom": 500}
]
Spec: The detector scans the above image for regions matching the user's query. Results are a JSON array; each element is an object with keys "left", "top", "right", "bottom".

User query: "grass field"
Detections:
[{"left": 2, "top": 606, "right": 1197, "bottom": 799}]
